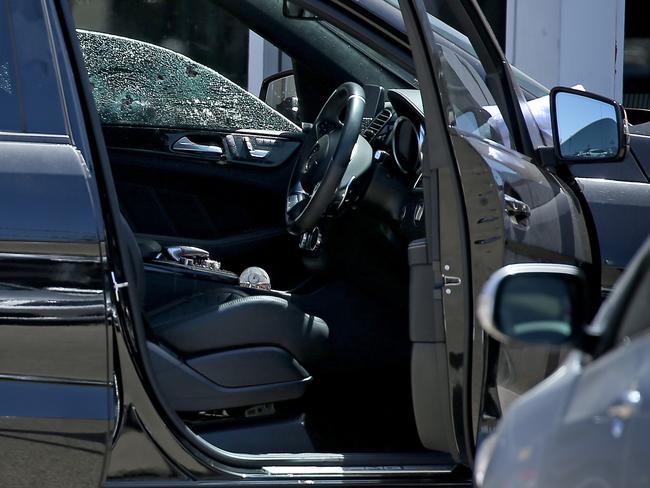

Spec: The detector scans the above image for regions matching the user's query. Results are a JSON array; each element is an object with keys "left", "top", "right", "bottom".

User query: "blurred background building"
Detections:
[{"left": 72, "top": 0, "right": 649, "bottom": 107}]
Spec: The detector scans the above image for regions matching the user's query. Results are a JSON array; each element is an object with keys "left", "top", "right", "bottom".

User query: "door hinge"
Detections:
[{"left": 111, "top": 272, "right": 129, "bottom": 302}]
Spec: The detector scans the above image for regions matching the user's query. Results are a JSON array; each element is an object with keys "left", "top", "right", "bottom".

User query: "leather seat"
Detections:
[
  {"left": 118, "top": 214, "right": 329, "bottom": 412},
  {"left": 148, "top": 291, "right": 328, "bottom": 367}
]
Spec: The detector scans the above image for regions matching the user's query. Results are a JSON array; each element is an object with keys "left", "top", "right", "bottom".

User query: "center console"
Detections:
[
  {"left": 147, "top": 245, "right": 240, "bottom": 284},
  {"left": 140, "top": 243, "right": 287, "bottom": 312}
]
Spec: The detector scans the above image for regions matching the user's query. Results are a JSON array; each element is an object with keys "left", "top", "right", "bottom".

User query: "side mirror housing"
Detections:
[
  {"left": 260, "top": 70, "right": 299, "bottom": 124},
  {"left": 283, "top": 1, "right": 319, "bottom": 20},
  {"left": 550, "top": 87, "right": 629, "bottom": 162},
  {"left": 477, "top": 264, "right": 592, "bottom": 349}
]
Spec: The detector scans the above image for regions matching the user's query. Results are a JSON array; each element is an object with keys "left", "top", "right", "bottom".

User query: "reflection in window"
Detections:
[
  {"left": 0, "top": 1, "right": 20, "bottom": 133},
  {"left": 438, "top": 45, "right": 511, "bottom": 148}
]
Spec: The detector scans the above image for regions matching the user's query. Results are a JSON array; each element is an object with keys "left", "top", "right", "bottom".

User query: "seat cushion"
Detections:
[{"left": 148, "top": 289, "right": 329, "bottom": 366}]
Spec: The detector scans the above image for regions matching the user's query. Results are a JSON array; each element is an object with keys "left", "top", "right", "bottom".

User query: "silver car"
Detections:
[{"left": 475, "top": 236, "right": 650, "bottom": 487}]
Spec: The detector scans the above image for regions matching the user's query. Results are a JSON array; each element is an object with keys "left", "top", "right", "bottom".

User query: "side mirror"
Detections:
[
  {"left": 260, "top": 70, "right": 300, "bottom": 124},
  {"left": 283, "top": 0, "right": 319, "bottom": 20},
  {"left": 477, "top": 264, "right": 591, "bottom": 348},
  {"left": 551, "top": 87, "right": 629, "bottom": 162}
]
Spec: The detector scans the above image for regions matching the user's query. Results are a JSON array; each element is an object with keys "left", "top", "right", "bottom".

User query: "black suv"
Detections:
[{"left": 0, "top": 0, "right": 647, "bottom": 486}]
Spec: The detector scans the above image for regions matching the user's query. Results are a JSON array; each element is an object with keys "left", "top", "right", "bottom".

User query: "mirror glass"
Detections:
[
  {"left": 264, "top": 74, "right": 299, "bottom": 124},
  {"left": 495, "top": 273, "right": 583, "bottom": 345},
  {"left": 554, "top": 91, "right": 620, "bottom": 160}
]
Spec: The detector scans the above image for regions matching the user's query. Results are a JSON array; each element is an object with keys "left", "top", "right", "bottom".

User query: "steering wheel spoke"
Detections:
[
  {"left": 287, "top": 181, "right": 310, "bottom": 210},
  {"left": 315, "top": 118, "right": 343, "bottom": 138},
  {"left": 285, "top": 82, "right": 366, "bottom": 235}
]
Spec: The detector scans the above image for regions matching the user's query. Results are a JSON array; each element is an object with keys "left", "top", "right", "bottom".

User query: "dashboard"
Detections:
[
  {"left": 392, "top": 116, "right": 424, "bottom": 176},
  {"left": 359, "top": 89, "right": 427, "bottom": 239},
  {"left": 363, "top": 89, "right": 426, "bottom": 184}
]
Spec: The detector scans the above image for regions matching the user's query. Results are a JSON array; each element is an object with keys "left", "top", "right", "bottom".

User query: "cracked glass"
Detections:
[{"left": 77, "top": 30, "right": 299, "bottom": 133}]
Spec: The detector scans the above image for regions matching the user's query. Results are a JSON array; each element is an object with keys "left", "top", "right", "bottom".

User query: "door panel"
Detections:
[
  {"left": 104, "top": 126, "right": 307, "bottom": 288},
  {"left": 0, "top": 1, "right": 114, "bottom": 485},
  {"left": 449, "top": 131, "right": 592, "bottom": 447},
  {"left": 0, "top": 142, "right": 113, "bottom": 487},
  {"left": 458, "top": 130, "right": 593, "bottom": 423},
  {"left": 400, "top": 0, "right": 475, "bottom": 463}
]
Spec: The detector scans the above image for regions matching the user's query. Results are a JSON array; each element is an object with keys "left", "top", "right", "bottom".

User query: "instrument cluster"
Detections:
[{"left": 390, "top": 116, "right": 424, "bottom": 176}]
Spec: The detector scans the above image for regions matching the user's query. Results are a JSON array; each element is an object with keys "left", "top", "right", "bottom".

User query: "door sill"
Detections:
[{"left": 262, "top": 464, "right": 455, "bottom": 477}]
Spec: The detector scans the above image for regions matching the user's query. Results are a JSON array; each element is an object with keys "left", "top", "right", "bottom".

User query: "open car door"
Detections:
[
  {"left": 400, "top": 0, "right": 475, "bottom": 464},
  {"left": 400, "top": 0, "right": 596, "bottom": 467}
]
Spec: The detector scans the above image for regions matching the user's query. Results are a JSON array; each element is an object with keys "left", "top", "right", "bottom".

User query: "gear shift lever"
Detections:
[
  {"left": 239, "top": 266, "right": 272, "bottom": 290},
  {"left": 166, "top": 246, "right": 211, "bottom": 262},
  {"left": 163, "top": 245, "right": 222, "bottom": 270}
]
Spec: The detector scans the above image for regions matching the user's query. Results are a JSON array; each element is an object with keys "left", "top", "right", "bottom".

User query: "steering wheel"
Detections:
[{"left": 286, "top": 82, "right": 366, "bottom": 235}]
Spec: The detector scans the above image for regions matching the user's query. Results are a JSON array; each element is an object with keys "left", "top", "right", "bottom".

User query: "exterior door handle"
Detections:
[
  {"left": 172, "top": 136, "right": 223, "bottom": 156},
  {"left": 608, "top": 389, "right": 641, "bottom": 438},
  {"left": 504, "top": 194, "right": 531, "bottom": 224}
]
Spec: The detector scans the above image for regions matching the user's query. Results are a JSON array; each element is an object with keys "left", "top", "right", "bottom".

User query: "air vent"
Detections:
[{"left": 363, "top": 108, "right": 394, "bottom": 141}]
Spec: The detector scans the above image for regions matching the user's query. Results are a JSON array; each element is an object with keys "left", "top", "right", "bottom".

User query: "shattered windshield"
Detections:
[{"left": 77, "top": 30, "right": 299, "bottom": 133}]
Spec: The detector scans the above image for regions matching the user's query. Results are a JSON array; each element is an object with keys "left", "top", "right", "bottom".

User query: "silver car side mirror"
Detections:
[{"left": 477, "top": 263, "right": 590, "bottom": 347}]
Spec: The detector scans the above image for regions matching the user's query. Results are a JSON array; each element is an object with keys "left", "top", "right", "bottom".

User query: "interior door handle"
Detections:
[{"left": 173, "top": 136, "right": 223, "bottom": 156}]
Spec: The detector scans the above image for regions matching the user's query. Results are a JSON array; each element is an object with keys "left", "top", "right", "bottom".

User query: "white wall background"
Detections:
[
  {"left": 248, "top": 31, "right": 266, "bottom": 97},
  {"left": 248, "top": 32, "right": 293, "bottom": 97},
  {"left": 506, "top": 0, "right": 626, "bottom": 101}
]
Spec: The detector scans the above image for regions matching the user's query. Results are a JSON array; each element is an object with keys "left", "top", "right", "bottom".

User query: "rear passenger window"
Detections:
[
  {"left": 0, "top": 0, "right": 67, "bottom": 135},
  {"left": 0, "top": 0, "right": 21, "bottom": 132}
]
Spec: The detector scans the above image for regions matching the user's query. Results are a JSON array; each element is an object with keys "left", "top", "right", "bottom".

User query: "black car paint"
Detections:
[
  {"left": 0, "top": 0, "right": 114, "bottom": 485},
  {"left": 0, "top": 0, "right": 646, "bottom": 487},
  {"left": 0, "top": 142, "right": 113, "bottom": 483},
  {"left": 567, "top": 131, "right": 650, "bottom": 291}
]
